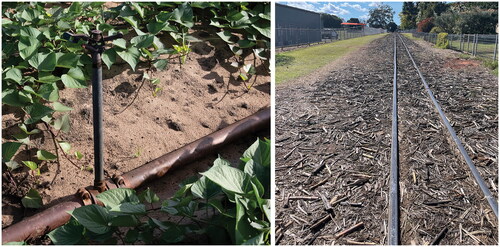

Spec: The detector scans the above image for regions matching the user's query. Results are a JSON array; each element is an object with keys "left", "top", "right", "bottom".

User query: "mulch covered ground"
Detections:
[{"left": 275, "top": 34, "right": 498, "bottom": 245}]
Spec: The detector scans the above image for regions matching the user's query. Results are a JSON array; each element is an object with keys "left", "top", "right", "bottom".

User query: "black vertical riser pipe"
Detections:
[
  {"left": 92, "top": 51, "right": 104, "bottom": 187},
  {"left": 397, "top": 34, "right": 498, "bottom": 218},
  {"left": 62, "top": 30, "right": 123, "bottom": 190},
  {"left": 388, "top": 34, "right": 400, "bottom": 245}
]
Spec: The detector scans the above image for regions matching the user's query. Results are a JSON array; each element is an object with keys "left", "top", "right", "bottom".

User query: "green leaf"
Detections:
[
  {"left": 21, "top": 189, "right": 43, "bottom": 209},
  {"left": 19, "top": 26, "right": 41, "bottom": 38},
  {"left": 22, "top": 161, "right": 38, "bottom": 171},
  {"left": 201, "top": 162, "right": 249, "bottom": 195},
  {"left": 38, "top": 83, "right": 59, "bottom": 102},
  {"left": 122, "top": 16, "right": 139, "bottom": 28},
  {"left": 37, "top": 72, "right": 61, "bottom": 83},
  {"left": 2, "top": 89, "right": 31, "bottom": 107},
  {"left": 21, "top": 9, "right": 39, "bottom": 23},
  {"left": 130, "top": 2, "right": 145, "bottom": 19},
  {"left": 37, "top": 149, "right": 57, "bottom": 161},
  {"left": 13, "top": 132, "right": 30, "bottom": 145},
  {"left": 18, "top": 123, "right": 40, "bottom": 135},
  {"left": 2, "top": 142, "right": 22, "bottom": 161},
  {"left": 131, "top": 34, "right": 154, "bottom": 49},
  {"left": 252, "top": 22, "right": 271, "bottom": 38},
  {"left": 138, "top": 187, "right": 160, "bottom": 204},
  {"left": 147, "top": 21, "right": 167, "bottom": 34},
  {"left": 109, "top": 215, "right": 140, "bottom": 227},
  {"left": 237, "top": 40, "right": 256, "bottom": 48},
  {"left": 117, "top": 47, "right": 140, "bottom": 71},
  {"left": 243, "top": 232, "right": 265, "bottom": 245},
  {"left": 48, "top": 218, "right": 85, "bottom": 245},
  {"left": 113, "top": 39, "right": 127, "bottom": 49},
  {"left": 56, "top": 53, "right": 79, "bottom": 68},
  {"left": 53, "top": 114, "right": 71, "bottom": 133},
  {"left": 28, "top": 52, "right": 57, "bottom": 72},
  {"left": 239, "top": 73, "right": 249, "bottom": 81},
  {"left": 160, "top": 225, "right": 185, "bottom": 244},
  {"left": 5, "top": 161, "right": 21, "bottom": 171},
  {"left": 96, "top": 188, "right": 140, "bottom": 209},
  {"left": 216, "top": 31, "right": 238, "bottom": 44},
  {"left": 124, "top": 229, "right": 139, "bottom": 243},
  {"left": 18, "top": 36, "right": 41, "bottom": 60},
  {"left": 171, "top": 3, "right": 194, "bottom": 28},
  {"left": 75, "top": 151, "right": 83, "bottom": 160},
  {"left": 61, "top": 67, "right": 87, "bottom": 88},
  {"left": 110, "top": 202, "right": 146, "bottom": 215},
  {"left": 253, "top": 48, "right": 268, "bottom": 60},
  {"left": 58, "top": 142, "right": 71, "bottom": 154},
  {"left": 153, "top": 59, "right": 168, "bottom": 71},
  {"left": 24, "top": 103, "right": 54, "bottom": 124},
  {"left": 191, "top": 176, "right": 221, "bottom": 199},
  {"left": 5, "top": 68, "right": 22, "bottom": 84},
  {"left": 102, "top": 48, "right": 117, "bottom": 70},
  {"left": 69, "top": 205, "right": 112, "bottom": 234},
  {"left": 52, "top": 102, "right": 73, "bottom": 112}
]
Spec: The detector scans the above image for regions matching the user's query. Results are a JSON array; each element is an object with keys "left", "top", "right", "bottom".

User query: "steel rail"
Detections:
[
  {"left": 397, "top": 34, "right": 499, "bottom": 218},
  {"left": 388, "top": 34, "right": 400, "bottom": 245}
]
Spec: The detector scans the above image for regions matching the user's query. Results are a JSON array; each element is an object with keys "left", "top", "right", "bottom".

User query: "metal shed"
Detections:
[{"left": 276, "top": 3, "right": 322, "bottom": 47}]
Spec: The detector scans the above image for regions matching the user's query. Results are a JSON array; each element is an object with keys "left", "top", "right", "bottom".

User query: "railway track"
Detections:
[
  {"left": 389, "top": 33, "right": 498, "bottom": 244},
  {"left": 276, "top": 34, "right": 497, "bottom": 245}
]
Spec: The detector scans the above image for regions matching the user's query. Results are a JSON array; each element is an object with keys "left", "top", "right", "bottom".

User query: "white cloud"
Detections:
[
  {"left": 319, "top": 3, "right": 350, "bottom": 15},
  {"left": 340, "top": 3, "right": 368, "bottom": 12},
  {"left": 284, "top": 2, "right": 318, "bottom": 12},
  {"left": 368, "top": 2, "right": 380, "bottom": 8},
  {"left": 360, "top": 14, "right": 370, "bottom": 20}
]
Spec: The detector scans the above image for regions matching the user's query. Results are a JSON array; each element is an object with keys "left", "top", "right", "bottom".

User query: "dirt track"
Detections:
[{"left": 275, "top": 34, "right": 498, "bottom": 245}]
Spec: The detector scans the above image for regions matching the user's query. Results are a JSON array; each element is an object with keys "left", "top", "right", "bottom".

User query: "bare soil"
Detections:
[
  {"left": 2, "top": 32, "right": 270, "bottom": 231},
  {"left": 275, "top": 34, "right": 497, "bottom": 245}
]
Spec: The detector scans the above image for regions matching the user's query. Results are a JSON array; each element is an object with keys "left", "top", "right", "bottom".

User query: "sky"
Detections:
[{"left": 278, "top": 2, "right": 404, "bottom": 25}]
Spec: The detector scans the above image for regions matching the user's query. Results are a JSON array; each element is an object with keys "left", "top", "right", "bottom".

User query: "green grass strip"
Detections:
[{"left": 275, "top": 33, "right": 388, "bottom": 84}]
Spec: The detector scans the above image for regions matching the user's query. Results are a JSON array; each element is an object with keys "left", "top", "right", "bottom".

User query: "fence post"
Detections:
[
  {"left": 459, "top": 34, "right": 463, "bottom": 51},
  {"left": 494, "top": 34, "right": 498, "bottom": 60},
  {"left": 474, "top": 34, "right": 478, "bottom": 56},
  {"left": 467, "top": 34, "right": 470, "bottom": 53}
]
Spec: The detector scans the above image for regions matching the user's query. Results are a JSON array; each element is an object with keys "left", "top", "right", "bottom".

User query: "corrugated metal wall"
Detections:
[{"left": 276, "top": 3, "right": 321, "bottom": 47}]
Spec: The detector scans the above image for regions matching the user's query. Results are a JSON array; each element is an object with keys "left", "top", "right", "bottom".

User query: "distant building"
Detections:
[{"left": 276, "top": 3, "right": 322, "bottom": 47}]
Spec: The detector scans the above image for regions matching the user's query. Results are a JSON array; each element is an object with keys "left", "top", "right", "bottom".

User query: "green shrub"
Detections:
[
  {"left": 429, "top": 26, "right": 443, "bottom": 33},
  {"left": 435, "top": 32, "right": 449, "bottom": 49}
]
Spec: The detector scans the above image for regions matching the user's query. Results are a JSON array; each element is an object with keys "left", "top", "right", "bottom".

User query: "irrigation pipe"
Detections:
[
  {"left": 2, "top": 107, "right": 270, "bottom": 243},
  {"left": 388, "top": 35, "right": 400, "bottom": 245},
  {"left": 397, "top": 34, "right": 498, "bottom": 218}
]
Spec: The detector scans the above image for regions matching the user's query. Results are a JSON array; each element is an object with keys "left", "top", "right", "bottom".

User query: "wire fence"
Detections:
[
  {"left": 276, "top": 26, "right": 386, "bottom": 49},
  {"left": 411, "top": 32, "right": 498, "bottom": 60}
]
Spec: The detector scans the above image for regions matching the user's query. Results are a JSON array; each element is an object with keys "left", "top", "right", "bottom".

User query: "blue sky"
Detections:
[{"left": 279, "top": 2, "right": 404, "bottom": 25}]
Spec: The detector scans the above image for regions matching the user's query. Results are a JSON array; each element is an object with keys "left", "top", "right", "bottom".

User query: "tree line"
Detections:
[
  {"left": 399, "top": 2, "right": 498, "bottom": 34},
  {"left": 321, "top": 4, "right": 397, "bottom": 32}
]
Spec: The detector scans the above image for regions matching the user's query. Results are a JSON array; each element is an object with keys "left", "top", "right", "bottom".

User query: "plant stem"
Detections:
[{"left": 43, "top": 122, "right": 80, "bottom": 170}]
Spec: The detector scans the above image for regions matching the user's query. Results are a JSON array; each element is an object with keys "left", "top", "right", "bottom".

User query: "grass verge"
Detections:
[
  {"left": 408, "top": 32, "right": 498, "bottom": 76},
  {"left": 276, "top": 33, "right": 387, "bottom": 84}
]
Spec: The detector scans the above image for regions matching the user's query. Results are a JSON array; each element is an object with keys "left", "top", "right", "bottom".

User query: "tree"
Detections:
[
  {"left": 387, "top": 22, "right": 398, "bottom": 32},
  {"left": 416, "top": 2, "right": 448, "bottom": 23},
  {"left": 321, "top": 13, "right": 343, "bottom": 28},
  {"left": 367, "top": 4, "right": 394, "bottom": 29},
  {"left": 347, "top": 18, "right": 360, "bottom": 23},
  {"left": 399, "top": 2, "right": 418, "bottom": 29},
  {"left": 417, "top": 17, "right": 434, "bottom": 32}
]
